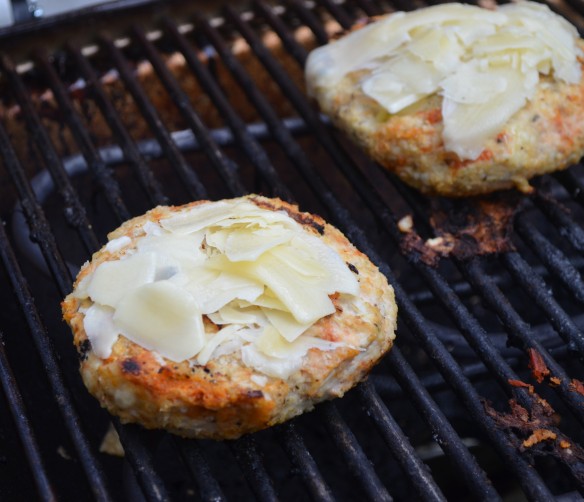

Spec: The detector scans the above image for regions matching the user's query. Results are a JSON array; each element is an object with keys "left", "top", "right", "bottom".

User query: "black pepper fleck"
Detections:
[{"left": 347, "top": 262, "right": 359, "bottom": 274}]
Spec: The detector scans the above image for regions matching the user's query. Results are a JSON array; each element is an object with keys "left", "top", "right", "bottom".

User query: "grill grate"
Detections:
[{"left": 1, "top": 1, "right": 584, "bottom": 500}]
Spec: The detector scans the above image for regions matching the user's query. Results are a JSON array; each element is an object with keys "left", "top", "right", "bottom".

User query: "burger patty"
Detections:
[
  {"left": 61, "top": 195, "right": 397, "bottom": 439},
  {"left": 308, "top": 30, "right": 584, "bottom": 197}
]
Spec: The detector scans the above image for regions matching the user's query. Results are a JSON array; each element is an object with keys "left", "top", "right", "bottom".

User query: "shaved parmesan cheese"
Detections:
[
  {"left": 105, "top": 236, "right": 131, "bottom": 253},
  {"left": 114, "top": 281, "right": 205, "bottom": 361},
  {"left": 81, "top": 198, "right": 360, "bottom": 372},
  {"left": 262, "top": 308, "right": 314, "bottom": 343},
  {"left": 255, "top": 326, "right": 346, "bottom": 359},
  {"left": 87, "top": 252, "right": 157, "bottom": 308},
  {"left": 83, "top": 304, "right": 119, "bottom": 358},
  {"left": 241, "top": 344, "right": 303, "bottom": 379},
  {"left": 196, "top": 324, "right": 243, "bottom": 365},
  {"left": 305, "top": 1, "right": 583, "bottom": 159}
]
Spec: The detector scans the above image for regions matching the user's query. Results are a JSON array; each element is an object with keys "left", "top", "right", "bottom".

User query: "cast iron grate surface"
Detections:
[{"left": 1, "top": 0, "right": 584, "bottom": 500}]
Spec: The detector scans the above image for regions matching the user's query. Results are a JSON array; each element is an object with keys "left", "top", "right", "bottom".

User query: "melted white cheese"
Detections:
[
  {"left": 305, "top": 2, "right": 582, "bottom": 159},
  {"left": 80, "top": 199, "right": 360, "bottom": 378}
]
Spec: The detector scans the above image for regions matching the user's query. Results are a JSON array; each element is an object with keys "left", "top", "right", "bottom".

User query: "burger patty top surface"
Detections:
[{"left": 305, "top": 2, "right": 584, "bottom": 196}]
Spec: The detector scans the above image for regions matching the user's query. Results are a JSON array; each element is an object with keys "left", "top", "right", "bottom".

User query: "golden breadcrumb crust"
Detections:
[
  {"left": 309, "top": 33, "right": 584, "bottom": 196},
  {"left": 62, "top": 195, "right": 397, "bottom": 439}
]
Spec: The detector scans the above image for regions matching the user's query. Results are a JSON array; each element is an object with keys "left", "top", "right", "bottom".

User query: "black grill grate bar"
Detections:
[
  {"left": 252, "top": 1, "right": 310, "bottom": 68},
  {"left": 534, "top": 191, "right": 584, "bottom": 252},
  {"left": 0, "top": 119, "right": 72, "bottom": 296},
  {"left": 213, "top": 4, "right": 555, "bottom": 495},
  {"left": 386, "top": 274, "right": 554, "bottom": 499},
  {"left": 0, "top": 331, "right": 56, "bottom": 501},
  {"left": 383, "top": 349, "right": 501, "bottom": 501},
  {"left": 515, "top": 212, "right": 584, "bottom": 305},
  {"left": 149, "top": 20, "right": 291, "bottom": 201},
  {"left": 502, "top": 251, "right": 584, "bottom": 355},
  {"left": 115, "top": 423, "right": 171, "bottom": 502},
  {"left": 317, "top": 0, "right": 355, "bottom": 30},
  {"left": 230, "top": 435, "right": 279, "bottom": 502},
  {"left": 358, "top": 382, "right": 448, "bottom": 501},
  {"left": 464, "top": 259, "right": 584, "bottom": 422},
  {"left": 353, "top": 0, "right": 383, "bottom": 17},
  {"left": 67, "top": 43, "right": 170, "bottom": 207},
  {"left": 175, "top": 439, "right": 227, "bottom": 502},
  {"left": 285, "top": 0, "right": 330, "bottom": 46},
  {"left": 99, "top": 35, "right": 209, "bottom": 201},
  {"left": 0, "top": 222, "right": 112, "bottom": 501},
  {"left": 222, "top": 4, "right": 374, "bottom": 204},
  {"left": 0, "top": 54, "right": 100, "bottom": 255},
  {"left": 555, "top": 169, "right": 584, "bottom": 207},
  {"left": 195, "top": 12, "right": 497, "bottom": 497},
  {"left": 319, "top": 402, "right": 394, "bottom": 501},
  {"left": 34, "top": 50, "right": 132, "bottom": 223},
  {"left": 130, "top": 25, "right": 251, "bottom": 200},
  {"left": 278, "top": 423, "right": 335, "bottom": 502}
]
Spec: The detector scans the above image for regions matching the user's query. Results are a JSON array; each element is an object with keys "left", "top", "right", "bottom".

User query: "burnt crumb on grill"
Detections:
[
  {"left": 77, "top": 339, "right": 92, "bottom": 361},
  {"left": 400, "top": 192, "right": 522, "bottom": 265},
  {"left": 246, "top": 390, "right": 264, "bottom": 398},
  {"left": 528, "top": 348, "right": 551, "bottom": 384},
  {"left": 484, "top": 395, "right": 584, "bottom": 481},
  {"left": 347, "top": 262, "right": 359, "bottom": 274},
  {"left": 121, "top": 358, "right": 141, "bottom": 375},
  {"left": 569, "top": 379, "right": 584, "bottom": 396}
]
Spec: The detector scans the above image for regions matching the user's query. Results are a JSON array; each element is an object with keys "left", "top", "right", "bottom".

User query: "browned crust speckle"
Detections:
[{"left": 61, "top": 195, "right": 397, "bottom": 439}]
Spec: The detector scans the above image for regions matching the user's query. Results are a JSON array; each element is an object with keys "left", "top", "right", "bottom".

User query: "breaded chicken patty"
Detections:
[
  {"left": 62, "top": 196, "right": 397, "bottom": 439},
  {"left": 306, "top": 3, "right": 584, "bottom": 197}
]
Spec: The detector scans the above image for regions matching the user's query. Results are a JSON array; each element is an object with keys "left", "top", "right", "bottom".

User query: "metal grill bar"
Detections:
[
  {"left": 99, "top": 35, "right": 209, "bottom": 200},
  {"left": 319, "top": 402, "right": 394, "bottom": 501},
  {"left": 230, "top": 435, "right": 279, "bottom": 502},
  {"left": 130, "top": 26, "right": 251, "bottom": 199},
  {"left": 278, "top": 423, "right": 335, "bottom": 502},
  {"left": 0, "top": 54, "right": 100, "bottom": 255},
  {"left": 67, "top": 43, "right": 169, "bottom": 207},
  {"left": 34, "top": 49, "right": 132, "bottom": 223},
  {"left": 115, "top": 423, "right": 170, "bottom": 502},
  {"left": 0, "top": 331, "right": 56, "bottom": 501},
  {"left": 0, "top": 221, "right": 112, "bottom": 501},
  {"left": 285, "top": 0, "right": 329, "bottom": 46},
  {"left": 515, "top": 213, "right": 584, "bottom": 305},
  {"left": 357, "top": 382, "right": 447, "bottom": 501},
  {"left": 502, "top": 251, "right": 584, "bottom": 355},
  {"left": 534, "top": 191, "right": 584, "bottom": 252},
  {"left": 138, "top": 21, "right": 291, "bottom": 202},
  {"left": 176, "top": 439, "right": 227, "bottom": 502},
  {"left": 383, "top": 349, "right": 500, "bottom": 501},
  {"left": 0, "top": 120, "right": 72, "bottom": 296}
]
